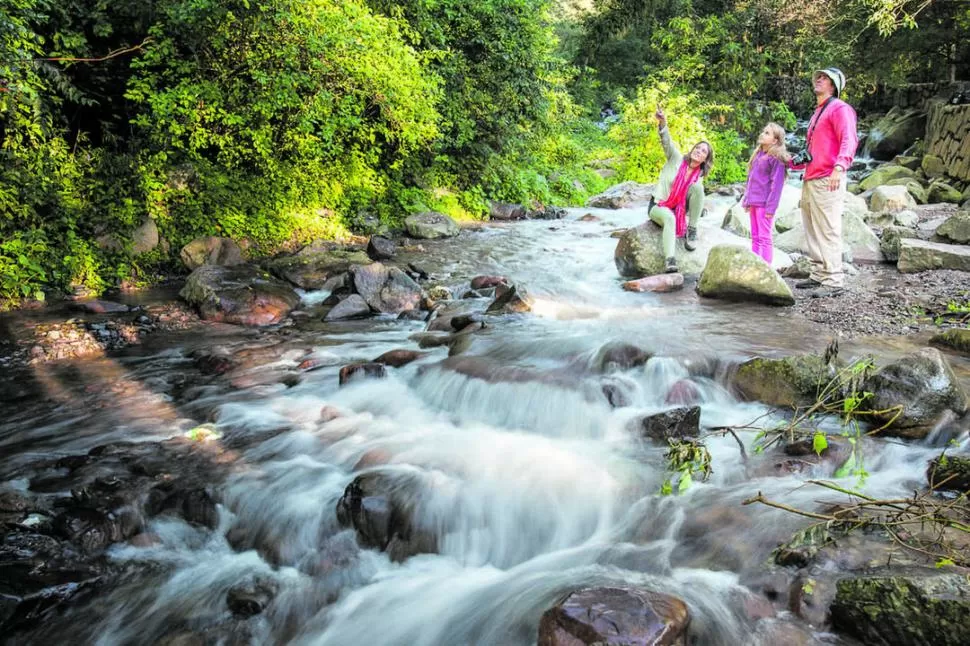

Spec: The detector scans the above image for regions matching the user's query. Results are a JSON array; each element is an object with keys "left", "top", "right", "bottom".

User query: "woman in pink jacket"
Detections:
[{"left": 742, "top": 123, "right": 789, "bottom": 263}]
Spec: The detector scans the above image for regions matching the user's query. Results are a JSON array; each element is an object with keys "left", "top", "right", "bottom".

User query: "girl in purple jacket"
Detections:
[{"left": 742, "top": 123, "right": 789, "bottom": 263}]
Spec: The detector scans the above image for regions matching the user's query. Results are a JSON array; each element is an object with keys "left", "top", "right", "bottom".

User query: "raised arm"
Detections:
[{"left": 655, "top": 106, "right": 680, "bottom": 161}]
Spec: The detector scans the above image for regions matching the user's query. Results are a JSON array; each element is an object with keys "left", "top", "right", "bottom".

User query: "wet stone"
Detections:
[
  {"left": 226, "top": 576, "right": 278, "bottom": 618},
  {"left": 338, "top": 362, "right": 387, "bottom": 386},
  {"left": 632, "top": 407, "right": 701, "bottom": 442},
  {"left": 537, "top": 586, "right": 690, "bottom": 646}
]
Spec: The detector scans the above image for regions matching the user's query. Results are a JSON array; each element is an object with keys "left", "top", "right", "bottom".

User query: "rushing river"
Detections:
[{"left": 1, "top": 198, "right": 967, "bottom": 645}]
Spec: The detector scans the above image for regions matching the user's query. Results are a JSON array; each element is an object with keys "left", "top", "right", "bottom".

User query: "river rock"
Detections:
[
  {"left": 268, "top": 249, "right": 370, "bottom": 290},
  {"left": 404, "top": 212, "right": 459, "bottom": 239},
  {"left": 325, "top": 294, "right": 371, "bottom": 321},
  {"left": 860, "top": 348, "right": 969, "bottom": 439},
  {"left": 179, "top": 265, "right": 301, "bottom": 326},
  {"left": 830, "top": 571, "right": 970, "bottom": 646},
  {"left": 590, "top": 341, "right": 653, "bottom": 372},
  {"left": 630, "top": 406, "right": 701, "bottom": 442},
  {"left": 131, "top": 218, "right": 160, "bottom": 255},
  {"left": 338, "top": 362, "right": 387, "bottom": 386},
  {"left": 885, "top": 177, "right": 930, "bottom": 204},
  {"left": 372, "top": 349, "right": 428, "bottom": 368},
  {"left": 870, "top": 185, "right": 918, "bottom": 213},
  {"left": 865, "top": 109, "right": 926, "bottom": 161},
  {"left": 470, "top": 275, "right": 508, "bottom": 290},
  {"left": 733, "top": 354, "right": 837, "bottom": 408},
  {"left": 615, "top": 224, "right": 703, "bottom": 277},
  {"left": 927, "top": 453, "right": 970, "bottom": 494},
  {"left": 930, "top": 328, "right": 970, "bottom": 354},
  {"left": 897, "top": 238, "right": 970, "bottom": 273},
  {"left": 880, "top": 226, "right": 919, "bottom": 262},
  {"left": 586, "top": 181, "right": 654, "bottom": 209},
  {"left": 935, "top": 212, "right": 970, "bottom": 244},
  {"left": 489, "top": 202, "right": 527, "bottom": 221},
  {"left": 859, "top": 164, "right": 917, "bottom": 191},
  {"left": 226, "top": 576, "right": 278, "bottom": 617},
  {"left": 367, "top": 236, "right": 397, "bottom": 261},
  {"left": 350, "top": 263, "right": 424, "bottom": 314},
  {"left": 485, "top": 284, "right": 532, "bottom": 314},
  {"left": 623, "top": 273, "right": 685, "bottom": 293},
  {"left": 697, "top": 245, "right": 794, "bottom": 306},
  {"left": 179, "top": 236, "right": 245, "bottom": 270},
  {"left": 335, "top": 471, "right": 437, "bottom": 561},
  {"left": 537, "top": 586, "right": 689, "bottom": 646}
]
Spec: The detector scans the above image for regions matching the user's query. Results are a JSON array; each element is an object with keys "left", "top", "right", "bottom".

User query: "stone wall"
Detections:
[
  {"left": 926, "top": 101, "right": 970, "bottom": 181},
  {"left": 856, "top": 81, "right": 970, "bottom": 114}
]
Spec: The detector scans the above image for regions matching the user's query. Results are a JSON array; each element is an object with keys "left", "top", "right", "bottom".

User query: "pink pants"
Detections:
[{"left": 748, "top": 205, "right": 773, "bottom": 263}]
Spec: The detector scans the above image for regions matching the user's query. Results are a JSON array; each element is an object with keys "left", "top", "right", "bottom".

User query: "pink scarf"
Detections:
[{"left": 658, "top": 161, "right": 702, "bottom": 237}]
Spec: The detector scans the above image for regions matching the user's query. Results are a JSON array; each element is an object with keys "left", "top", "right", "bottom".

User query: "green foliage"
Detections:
[{"left": 660, "top": 438, "right": 712, "bottom": 495}]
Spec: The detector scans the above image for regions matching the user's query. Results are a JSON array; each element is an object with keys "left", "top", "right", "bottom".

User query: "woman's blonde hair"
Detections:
[{"left": 749, "top": 122, "right": 789, "bottom": 167}]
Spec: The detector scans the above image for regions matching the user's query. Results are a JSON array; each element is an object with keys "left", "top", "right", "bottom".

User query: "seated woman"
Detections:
[{"left": 649, "top": 106, "right": 714, "bottom": 273}]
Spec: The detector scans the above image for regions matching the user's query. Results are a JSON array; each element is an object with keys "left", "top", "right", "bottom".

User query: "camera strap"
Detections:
[{"left": 805, "top": 97, "right": 835, "bottom": 150}]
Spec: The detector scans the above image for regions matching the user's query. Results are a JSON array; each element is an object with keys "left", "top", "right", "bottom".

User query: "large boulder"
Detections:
[
  {"left": 586, "top": 181, "right": 654, "bottom": 209},
  {"left": 885, "top": 177, "right": 930, "bottom": 204},
  {"left": 880, "top": 226, "right": 919, "bottom": 263},
  {"left": 614, "top": 224, "right": 705, "bottom": 277},
  {"left": 537, "top": 587, "right": 690, "bottom": 646},
  {"left": 697, "top": 245, "right": 794, "bottom": 306},
  {"left": 733, "top": 354, "right": 837, "bottom": 408},
  {"left": 864, "top": 109, "right": 927, "bottom": 161},
  {"left": 131, "top": 218, "right": 160, "bottom": 255},
  {"left": 897, "top": 239, "right": 970, "bottom": 273},
  {"left": 630, "top": 406, "right": 701, "bottom": 442},
  {"left": 859, "top": 165, "right": 917, "bottom": 191},
  {"left": 830, "top": 572, "right": 970, "bottom": 646},
  {"left": 404, "top": 212, "right": 459, "bottom": 239},
  {"left": 870, "top": 185, "right": 918, "bottom": 213},
  {"left": 921, "top": 153, "right": 947, "bottom": 179},
  {"left": 489, "top": 202, "right": 527, "bottom": 221},
  {"left": 325, "top": 294, "right": 371, "bottom": 321},
  {"left": 180, "top": 236, "right": 245, "bottom": 270},
  {"left": 179, "top": 265, "right": 300, "bottom": 326},
  {"left": 267, "top": 249, "right": 370, "bottom": 290},
  {"left": 936, "top": 212, "right": 970, "bottom": 244},
  {"left": 861, "top": 348, "right": 969, "bottom": 439},
  {"left": 350, "top": 263, "right": 423, "bottom": 314}
]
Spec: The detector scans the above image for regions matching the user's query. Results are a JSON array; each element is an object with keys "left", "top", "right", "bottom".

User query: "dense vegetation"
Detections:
[{"left": 1, "top": 0, "right": 968, "bottom": 306}]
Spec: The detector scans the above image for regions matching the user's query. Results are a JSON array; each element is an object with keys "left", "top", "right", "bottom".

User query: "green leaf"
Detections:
[
  {"left": 660, "top": 479, "right": 673, "bottom": 496},
  {"left": 812, "top": 431, "right": 828, "bottom": 456},
  {"left": 677, "top": 470, "right": 693, "bottom": 492}
]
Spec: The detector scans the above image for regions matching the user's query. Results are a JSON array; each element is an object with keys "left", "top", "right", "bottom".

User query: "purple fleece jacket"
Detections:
[{"left": 742, "top": 150, "right": 786, "bottom": 215}]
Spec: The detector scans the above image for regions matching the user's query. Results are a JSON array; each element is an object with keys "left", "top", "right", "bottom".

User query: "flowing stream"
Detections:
[{"left": 2, "top": 198, "right": 968, "bottom": 645}]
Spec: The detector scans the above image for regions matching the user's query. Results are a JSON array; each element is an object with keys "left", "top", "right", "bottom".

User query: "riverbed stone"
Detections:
[
  {"left": 404, "top": 212, "right": 459, "bottom": 239},
  {"left": 880, "top": 225, "right": 920, "bottom": 262},
  {"left": 865, "top": 109, "right": 926, "bottom": 161},
  {"left": 338, "top": 362, "right": 387, "bottom": 386},
  {"left": 922, "top": 154, "right": 946, "bottom": 178},
  {"left": 350, "top": 263, "right": 423, "bottom": 314},
  {"left": 537, "top": 586, "right": 689, "bottom": 646},
  {"left": 179, "top": 265, "right": 301, "bottom": 326},
  {"left": 489, "top": 202, "right": 527, "bottom": 221},
  {"left": 325, "top": 294, "right": 371, "bottom": 321},
  {"left": 366, "top": 236, "right": 397, "bottom": 261},
  {"left": 697, "top": 245, "right": 794, "bottom": 306},
  {"left": 372, "top": 349, "right": 428, "bottom": 368},
  {"left": 897, "top": 238, "right": 970, "bottom": 273},
  {"left": 622, "top": 273, "right": 685, "bottom": 292},
  {"left": 586, "top": 181, "right": 654, "bottom": 209},
  {"left": 614, "top": 224, "right": 704, "bottom": 277},
  {"left": 335, "top": 471, "right": 437, "bottom": 561},
  {"left": 733, "top": 354, "right": 837, "bottom": 408},
  {"left": 485, "top": 284, "right": 532, "bottom": 314},
  {"left": 935, "top": 212, "right": 970, "bottom": 244},
  {"left": 928, "top": 181, "right": 963, "bottom": 204},
  {"left": 268, "top": 249, "right": 370, "bottom": 290},
  {"left": 860, "top": 348, "right": 969, "bottom": 439},
  {"left": 775, "top": 209, "right": 881, "bottom": 263},
  {"left": 830, "top": 571, "right": 970, "bottom": 646},
  {"left": 630, "top": 406, "right": 701, "bottom": 442}
]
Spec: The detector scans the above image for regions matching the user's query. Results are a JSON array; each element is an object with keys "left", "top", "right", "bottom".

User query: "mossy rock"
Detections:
[
  {"left": 859, "top": 165, "right": 916, "bottom": 191},
  {"left": 267, "top": 249, "right": 371, "bottom": 289},
  {"left": 831, "top": 571, "right": 970, "bottom": 646},
  {"left": 927, "top": 453, "right": 970, "bottom": 494},
  {"left": 733, "top": 354, "right": 838, "bottom": 408},
  {"left": 935, "top": 213, "right": 970, "bottom": 244},
  {"left": 930, "top": 328, "right": 970, "bottom": 354}
]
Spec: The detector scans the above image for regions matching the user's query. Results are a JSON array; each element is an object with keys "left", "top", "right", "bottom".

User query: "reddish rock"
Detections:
[
  {"left": 373, "top": 349, "right": 428, "bottom": 368},
  {"left": 665, "top": 379, "right": 701, "bottom": 405},
  {"left": 538, "top": 587, "right": 689, "bottom": 646},
  {"left": 623, "top": 274, "right": 684, "bottom": 293},
  {"left": 338, "top": 362, "right": 387, "bottom": 386},
  {"left": 579, "top": 213, "right": 600, "bottom": 222},
  {"left": 320, "top": 406, "right": 343, "bottom": 422},
  {"left": 470, "top": 275, "right": 508, "bottom": 290}
]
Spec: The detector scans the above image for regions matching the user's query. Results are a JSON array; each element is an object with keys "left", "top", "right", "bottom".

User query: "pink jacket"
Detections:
[{"left": 801, "top": 98, "right": 858, "bottom": 181}]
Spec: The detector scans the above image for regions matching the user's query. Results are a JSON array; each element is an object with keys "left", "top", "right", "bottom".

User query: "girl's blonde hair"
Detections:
[{"left": 749, "top": 122, "right": 789, "bottom": 167}]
